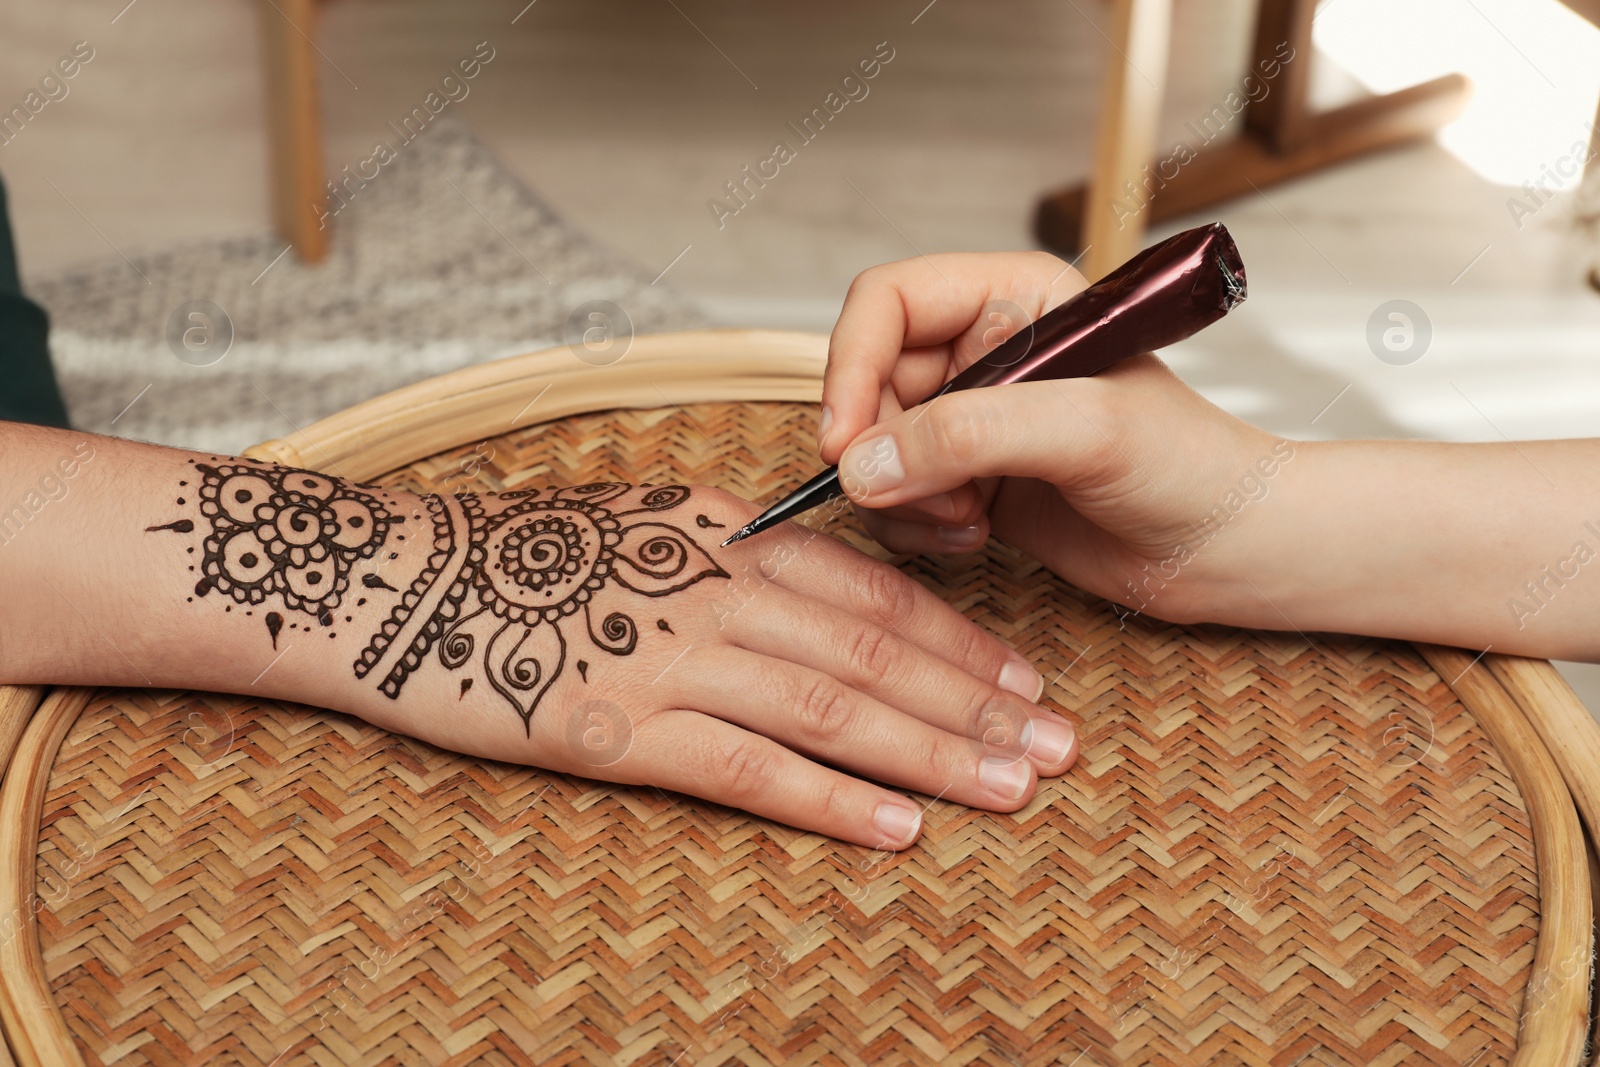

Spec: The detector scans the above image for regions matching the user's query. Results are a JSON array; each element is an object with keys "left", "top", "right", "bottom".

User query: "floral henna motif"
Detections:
[
  {"left": 355, "top": 482, "right": 729, "bottom": 733},
  {"left": 186, "top": 462, "right": 395, "bottom": 634}
]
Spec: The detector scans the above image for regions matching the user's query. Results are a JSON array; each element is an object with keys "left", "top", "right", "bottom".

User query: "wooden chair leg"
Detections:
[
  {"left": 1242, "top": 0, "right": 1315, "bottom": 152},
  {"left": 1079, "top": 0, "right": 1173, "bottom": 282},
  {"left": 259, "top": 0, "right": 328, "bottom": 263},
  {"left": 1036, "top": 0, "right": 1471, "bottom": 260}
]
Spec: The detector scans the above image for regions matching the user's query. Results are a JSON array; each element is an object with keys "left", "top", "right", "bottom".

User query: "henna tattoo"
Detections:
[
  {"left": 352, "top": 491, "right": 486, "bottom": 697},
  {"left": 158, "top": 462, "right": 727, "bottom": 735},
  {"left": 352, "top": 482, "right": 727, "bottom": 732},
  {"left": 155, "top": 460, "right": 400, "bottom": 644}
]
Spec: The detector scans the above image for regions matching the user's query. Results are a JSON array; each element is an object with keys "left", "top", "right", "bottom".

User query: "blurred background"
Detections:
[{"left": 3, "top": 0, "right": 1599, "bottom": 702}]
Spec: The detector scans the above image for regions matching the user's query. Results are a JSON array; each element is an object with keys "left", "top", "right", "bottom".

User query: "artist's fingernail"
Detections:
[
  {"left": 936, "top": 525, "right": 984, "bottom": 551},
  {"left": 999, "top": 658, "right": 1045, "bottom": 702},
  {"left": 817, "top": 405, "right": 834, "bottom": 451},
  {"left": 978, "top": 756, "right": 1031, "bottom": 800},
  {"left": 1021, "top": 716, "right": 1075, "bottom": 765},
  {"left": 874, "top": 799, "right": 922, "bottom": 845},
  {"left": 912, "top": 492, "right": 959, "bottom": 522},
  {"left": 842, "top": 435, "right": 905, "bottom": 495}
]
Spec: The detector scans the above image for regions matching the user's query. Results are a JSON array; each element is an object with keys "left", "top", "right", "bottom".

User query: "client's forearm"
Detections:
[
  {"left": 1234, "top": 438, "right": 1600, "bottom": 660},
  {"left": 0, "top": 424, "right": 679, "bottom": 763},
  {"left": 0, "top": 423, "right": 747, "bottom": 764},
  {"left": 0, "top": 423, "right": 435, "bottom": 722}
]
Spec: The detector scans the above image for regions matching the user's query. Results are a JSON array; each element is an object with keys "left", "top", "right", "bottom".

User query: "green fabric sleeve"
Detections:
[{"left": 0, "top": 173, "right": 70, "bottom": 428}]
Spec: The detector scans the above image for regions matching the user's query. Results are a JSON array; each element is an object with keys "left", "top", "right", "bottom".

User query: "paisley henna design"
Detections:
[{"left": 343, "top": 482, "right": 727, "bottom": 733}]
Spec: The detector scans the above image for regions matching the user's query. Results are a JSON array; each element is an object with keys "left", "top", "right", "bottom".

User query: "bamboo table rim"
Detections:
[{"left": 0, "top": 329, "right": 1594, "bottom": 1066}]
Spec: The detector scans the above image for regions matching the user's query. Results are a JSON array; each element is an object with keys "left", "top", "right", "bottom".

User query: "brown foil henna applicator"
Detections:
[{"left": 722, "top": 221, "right": 1248, "bottom": 546}]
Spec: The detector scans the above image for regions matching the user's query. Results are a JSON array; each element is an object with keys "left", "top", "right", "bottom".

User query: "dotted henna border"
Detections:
[{"left": 354, "top": 493, "right": 457, "bottom": 681}]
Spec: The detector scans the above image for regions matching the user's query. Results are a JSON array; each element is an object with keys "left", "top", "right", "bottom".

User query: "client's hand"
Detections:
[
  {"left": 352, "top": 482, "right": 1075, "bottom": 849},
  {"left": 0, "top": 425, "right": 1077, "bottom": 851}
]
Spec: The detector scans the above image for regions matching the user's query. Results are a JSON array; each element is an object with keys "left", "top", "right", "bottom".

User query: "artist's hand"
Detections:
[{"left": 817, "top": 252, "right": 1289, "bottom": 625}]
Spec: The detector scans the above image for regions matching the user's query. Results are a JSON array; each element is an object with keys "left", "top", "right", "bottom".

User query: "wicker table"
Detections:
[{"left": 1, "top": 330, "right": 1598, "bottom": 1066}]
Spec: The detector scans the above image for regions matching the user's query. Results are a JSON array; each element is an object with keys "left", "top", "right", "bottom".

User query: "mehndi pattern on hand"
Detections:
[{"left": 153, "top": 463, "right": 729, "bottom": 734}]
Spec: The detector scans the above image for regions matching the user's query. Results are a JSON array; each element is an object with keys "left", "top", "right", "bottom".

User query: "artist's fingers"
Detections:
[
  {"left": 726, "top": 584, "right": 1074, "bottom": 775},
  {"left": 857, "top": 481, "right": 989, "bottom": 527},
  {"left": 855, "top": 508, "right": 992, "bottom": 557},
  {"left": 837, "top": 364, "right": 1169, "bottom": 509},
  {"left": 633, "top": 708, "right": 931, "bottom": 850},
  {"left": 820, "top": 251, "right": 1087, "bottom": 463},
  {"left": 723, "top": 527, "right": 1043, "bottom": 701},
  {"left": 678, "top": 646, "right": 1045, "bottom": 812},
  {"left": 879, "top": 346, "right": 953, "bottom": 422},
  {"left": 846, "top": 394, "right": 994, "bottom": 529}
]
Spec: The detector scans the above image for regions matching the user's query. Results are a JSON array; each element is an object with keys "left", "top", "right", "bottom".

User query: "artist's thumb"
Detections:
[{"left": 836, "top": 380, "right": 1128, "bottom": 508}]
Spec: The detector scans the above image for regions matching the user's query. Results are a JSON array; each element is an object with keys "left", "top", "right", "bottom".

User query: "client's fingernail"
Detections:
[
  {"left": 936, "top": 525, "right": 984, "bottom": 551},
  {"left": 978, "top": 756, "right": 1031, "bottom": 800},
  {"left": 817, "top": 405, "right": 834, "bottom": 451},
  {"left": 874, "top": 800, "right": 923, "bottom": 845},
  {"left": 1021, "top": 717, "right": 1076, "bottom": 765},
  {"left": 842, "top": 435, "right": 905, "bottom": 495},
  {"left": 999, "top": 658, "right": 1044, "bottom": 702}
]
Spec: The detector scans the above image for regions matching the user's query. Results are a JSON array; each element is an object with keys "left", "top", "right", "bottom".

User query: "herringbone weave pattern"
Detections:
[{"left": 36, "top": 402, "right": 1537, "bottom": 1065}]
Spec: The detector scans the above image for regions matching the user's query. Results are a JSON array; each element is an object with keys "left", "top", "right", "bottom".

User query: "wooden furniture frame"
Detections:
[
  {"left": 260, "top": 1, "right": 1600, "bottom": 279},
  {"left": 1037, "top": 0, "right": 1473, "bottom": 279},
  {"left": 260, "top": 0, "right": 328, "bottom": 263}
]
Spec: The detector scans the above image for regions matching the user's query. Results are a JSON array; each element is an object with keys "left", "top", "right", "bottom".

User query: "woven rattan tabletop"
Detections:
[{"left": 2, "top": 392, "right": 1561, "bottom": 1067}]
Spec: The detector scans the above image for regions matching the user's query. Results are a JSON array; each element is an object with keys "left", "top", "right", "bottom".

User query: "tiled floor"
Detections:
[{"left": 4, "top": 0, "right": 1600, "bottom": 706}]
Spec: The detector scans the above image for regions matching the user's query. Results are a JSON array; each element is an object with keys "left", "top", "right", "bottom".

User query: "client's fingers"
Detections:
[
  {"left": 725, "top": 528, "right": 1043, "bottom": 701},
  {"left": 679, "top": 646, "right": 1043, "bottom": 812},
  {"left": 637, "top": 709, "right": 930, "bottom": 850},
  {"left": 728, "top": 585, "right": 1075, "bottom": 774}
]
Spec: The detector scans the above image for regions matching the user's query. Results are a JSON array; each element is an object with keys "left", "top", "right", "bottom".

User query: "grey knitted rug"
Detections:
[{"left": 31, "top": 117, "right": 704, "bottom": 455}]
